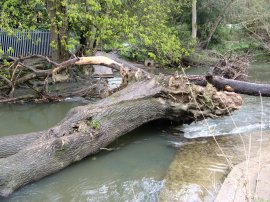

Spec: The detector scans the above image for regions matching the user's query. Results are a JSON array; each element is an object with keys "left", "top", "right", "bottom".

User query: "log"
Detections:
[
  {"left": 0, "top": 132, "right": 44, "bottom": 158},
  {"left": 0, "top": 75, "right": 243, "bottom": 197},
  {"left": 206, "top": 74, "right": 270, "bottom": 96}
]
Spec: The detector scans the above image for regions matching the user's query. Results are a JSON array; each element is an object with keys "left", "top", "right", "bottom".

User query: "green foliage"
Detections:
[
  {"left": 0, "top": 0, "right": 268, "bottom": 64},
  {"left": 0, "top": 0, "right": 194, "bottom": 65},
  {"left": 196, "top": 0, "right": 270, "bottom": 53},
  {"left": 231, "top": 0, "right": 270, "bottom": 52},
  {"left": 0, "top": 0, "right": 49, "bottom": 30},
  {"left": 68, "top": 0, "right": 123, "bottom": 53},
  {"left": 7, "top": 47, "right": 14, "bottom": 55},
  {"left": 119, "top": 45, "right": 146, "bottom": 61},
  {"left": 228, "top": 42, "right": 250, "bottom": 52},
  {"left": 64, "top": 0, "right": 194, "bottom": 65},
  {"left": 0, "top": 45, "right": 4, "bottom": 58},
  {"left": 115, "top": 0, "right": 191, "bottom": 65},
  {"left": 208, "top": 26, "right": 262, "bottom": 54},
  {"left": 0, "top": 63, "right": 11, "bottom": 87},
  {"left": 67, "top": 36, "right": 80, "bottom": 53},
  {"left": 210, "top": 26, "right": 231, "bottom": 45},
  {"left": 3, "top": 59, "right": 11, "bottom": 67},
  {"left": 90, "top": 119, "right": 100, "bottom": 130}
]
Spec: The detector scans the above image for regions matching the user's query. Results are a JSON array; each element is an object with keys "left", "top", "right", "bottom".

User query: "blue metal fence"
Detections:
[{"left": 0, "top": 30, "right": 51, "bottom": 57}]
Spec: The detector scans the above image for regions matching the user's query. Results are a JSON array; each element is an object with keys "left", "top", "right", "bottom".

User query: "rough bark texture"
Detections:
[
  {"left": 0, "top": 132, "right": 44, "bottom": 158},
  {"left": 207, "top": 74, "right": 270, "bottom": 96},
  {"left": 192, "top": 0, "right": 197, "bottom": 38},
  {"left": 0, "top": 75, "right": 242, "bottom": 197}
]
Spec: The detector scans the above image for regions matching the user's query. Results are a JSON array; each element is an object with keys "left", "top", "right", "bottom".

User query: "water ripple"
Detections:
[{"left": 78, "top": 178, "right": 164, "bottom": 202}]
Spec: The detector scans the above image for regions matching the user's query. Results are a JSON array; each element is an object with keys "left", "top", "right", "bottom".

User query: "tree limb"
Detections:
[{"left": 206, "top": 74, "right": 270, "bottom": 96}]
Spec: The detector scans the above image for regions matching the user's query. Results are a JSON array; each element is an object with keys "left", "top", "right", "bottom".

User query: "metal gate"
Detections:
[{"left": 0, "top": 30, "right": 51, "bottom": 57}]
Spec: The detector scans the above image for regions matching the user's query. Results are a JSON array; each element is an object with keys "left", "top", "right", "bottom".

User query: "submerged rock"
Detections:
[{"left": 159, "top": 130, "right": 270, "bottom": 201}]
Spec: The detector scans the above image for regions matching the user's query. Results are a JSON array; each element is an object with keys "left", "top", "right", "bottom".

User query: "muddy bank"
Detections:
[{"left": 159, "top": 130, "right": 270, "bottom": 201}]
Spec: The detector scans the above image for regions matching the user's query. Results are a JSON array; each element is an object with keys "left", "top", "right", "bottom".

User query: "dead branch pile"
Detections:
[
  {"left": 0, "top": 55, "right": 121, "bottom": 103},
  {"left": 212, "top": 54, "right": 251, "bottom": 80}
]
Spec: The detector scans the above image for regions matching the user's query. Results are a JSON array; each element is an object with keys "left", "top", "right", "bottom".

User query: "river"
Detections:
[
  {"left": 160, "top": 62, "right": 270, "bottom": 201},
  {"left": 0, "top": 63, "right": 269, "bottom": 201}
]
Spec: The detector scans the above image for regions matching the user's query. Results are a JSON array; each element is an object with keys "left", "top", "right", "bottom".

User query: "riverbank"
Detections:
[
  {"left": 159, "top": 130, "right": 270, "bottom": 201},
  {"left": 215, "top": 131, "right": 270, "bottom": 201},
  {"left": 159, "top": 60, "right": 270, "bottom": 201}
]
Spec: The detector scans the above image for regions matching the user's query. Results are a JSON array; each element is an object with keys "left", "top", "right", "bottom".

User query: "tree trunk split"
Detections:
[{"left": 0, "top": 72, "right": 243, "bottom": 196}]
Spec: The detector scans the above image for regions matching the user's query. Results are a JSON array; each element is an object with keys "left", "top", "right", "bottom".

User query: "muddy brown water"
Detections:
[{"left": 0, "top": 63, "right": 269, "bottom": 201}]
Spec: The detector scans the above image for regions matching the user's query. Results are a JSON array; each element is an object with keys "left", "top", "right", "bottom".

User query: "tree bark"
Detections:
[
  {"left": 0, "top": 74, "right": 243, "bottom": 197},
  {"left": 192, "top": 0, "right": 197, "bottom": 39},
  {"left": 206, "top": 74, "right": 270, "bottom": 96}
]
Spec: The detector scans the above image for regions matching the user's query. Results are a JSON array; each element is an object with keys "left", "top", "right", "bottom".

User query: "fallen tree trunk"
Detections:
[
  {"left": 206, "top": 74, "right": 270, "bottom": 96},
  {"left": 0, "top": 74, "right": 242, "bottom": 197},
  {"left": 1, "top": 54, "right": 269, "bottom": 103}
]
